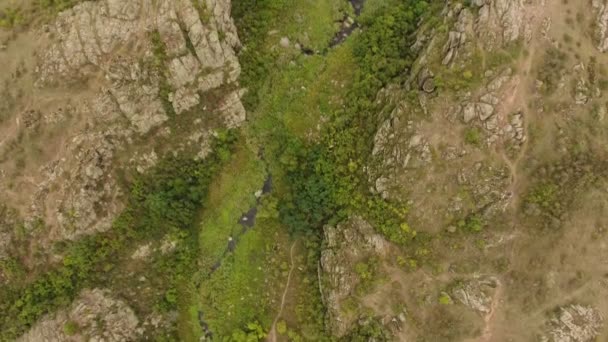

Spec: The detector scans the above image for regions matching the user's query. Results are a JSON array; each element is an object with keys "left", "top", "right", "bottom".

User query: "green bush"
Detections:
[
  {"left": 457, "top": 215, "right": 484, "bottom": 233},
  {"left": 537, "top": 48, "right": 568, "bottom": 94},
  {"left": 0, "top": 7, "right": 24, "bottom": 28},
  {"left": 63, "top": 321, "right": 79, "bottom": 336},
  {"left": 527, "top": 183, "right": 558, "bottom": 210},
  {"left": 276, "top": 320, "right": 287, "bottom": 335},
  {"left": 342, "top": 317, "right": 390, "bottom": 341},
  {"left": 464, "top": 127, "right": 482, "bottom": 145}
]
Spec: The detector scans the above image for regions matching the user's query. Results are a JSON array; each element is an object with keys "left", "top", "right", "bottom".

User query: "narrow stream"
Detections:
[
  {"left": 198, "top": 0, "right": 364, "bottom": 334},
  {"left": 330, "top": 0, "right": 366, "bottom": 47},
  {"left": 350, "top": 0, "right": 365, "bottom": 15},
  {"left": 199, "top": 154, "right": 272, "bottom": 337}
]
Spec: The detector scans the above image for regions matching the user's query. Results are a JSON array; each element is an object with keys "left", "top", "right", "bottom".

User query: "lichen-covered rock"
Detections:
[
  {"left": 18, "top": 289, "right": 139, "bottom": 342},
  {"left": 443, "top": 7, "right": 474, "bottom": 65},
  {"left": 593, "top": 0, "right": 608, "bottom": 53},
  {"left": 37, "top": 0, "right": 244, "bottom": 131},
  {"left": 452, "top": 277, "right": 500, "bottom": 314},
  {"left": 320, "top": 216, "right": 389, "bottom": 337},
  {"left": 541, "top": 304, "right": 603, "bottom": 342},
  {"left": 476, "top": 0, "right": 526, "bottom": 49}
]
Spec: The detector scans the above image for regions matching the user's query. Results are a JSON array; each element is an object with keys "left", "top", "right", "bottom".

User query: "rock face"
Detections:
[
  {"left": 320, "top": 216, "right": 389, "bottom": 337},
  {"left": 38, "top": 0, "right": 244, "bottom": 127},
  {"left": 475, "top": 0, "right": 526, "bottom": 48},
  {"left": 18, "top": 289, "right": 138, "bottom": 342},
  {"left": 0, "top": 0, "right": 246, "bottom": 248},
  {"left": 541, "top": 305, "right": 604, "bottom": 342},
  {"left": 441, "top": 0, "right": 527, "bottom": 67},
  {"left": 452, "top": 277, "right": 500, "bottom": 314},
  {"left": 457, "top": 68, "right": 527, "bottom": 148},
  {"left": 443, "top": 6, "right": 474, "bottom": 66},
  {"left": 593, "top": 0, "right": 608, "bottom": 53}
]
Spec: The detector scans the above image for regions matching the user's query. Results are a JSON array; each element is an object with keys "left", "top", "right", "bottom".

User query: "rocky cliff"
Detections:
[{"left": 0, "top": 0, "right": 245, "bottom": 252}]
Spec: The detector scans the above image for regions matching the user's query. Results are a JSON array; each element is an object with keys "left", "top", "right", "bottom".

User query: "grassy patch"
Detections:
[
  {"left": 537, "top": 47, "right": 569, "bottom": 94},
  {"left": 464, "top": 127, "right": 482, "bottom": 146},
  {"left": 526, "top": 182, "right": 558, "bottom": 211},
  {"left": 253, "top": 40, "right": 357, "bottom": 139},
  {"left": 174, "top": 284, "right": 203, "bottom": 341},
  {"left": 234, "top": 0, "right": 346, "bottom": 110},
  {"left": 198, "top": 144, "right": 266, "bottom": 268},
  {"left": 277, "top": 0, "right": 347, "bottom": 52},
  {"left": 0, "top": 0, "right": 89, "bottom": 28},
  {"left": 484, "top": 40, "right": 523, "bottom": 70},
  {"left": 199, "top": 219, "right": 285, "bottom": 338}
]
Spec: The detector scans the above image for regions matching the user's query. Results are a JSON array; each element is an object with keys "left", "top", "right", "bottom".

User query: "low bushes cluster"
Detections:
[{"left": 0, "top": 131, "right": 237, "bottom": 340}]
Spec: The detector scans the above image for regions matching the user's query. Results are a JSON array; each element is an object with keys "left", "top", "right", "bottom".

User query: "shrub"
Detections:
[
  {"left": 537, "top": 48, "right": 568, "bottom": 94},
  {"left": 63, "top": 321, "right": 79, "bottom": 336},
  {"left": 464, "top": 127, "right": 482, "bottom": 145},
  {"left": 527, "top": 183, "right": 558, "bottom": 210},
  {"left": 0, "top": 7, "right": 24, "bottom": 28},
  {"left": 276, "top": 320, "right": 287, "bottom": 335},
  {"left": 457, "top": 215, "right": 484, "bottom": 233},
  {"left": 438, "top": 292, "right": 453, "bottom": 305}
]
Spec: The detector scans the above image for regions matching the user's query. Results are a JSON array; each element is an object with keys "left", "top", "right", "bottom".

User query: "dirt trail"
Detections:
[
  {"left": 268, "top": 241, "right": 297, "bottom": 342},
  {"left": 497, "top": 6, "right": 545, "bottom": 211},
  {"left": 477, "top": 279, "right": 504, "bottom": 342},
  {"left": 478, "top": 4, "right": 546, "bottom": 340}
]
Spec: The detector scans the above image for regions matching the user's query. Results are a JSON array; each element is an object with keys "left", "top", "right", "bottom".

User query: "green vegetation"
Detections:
[
  {"left": 63, "top": 320, "right": 79, "bottom": 336},
  {"left": 457, "top": 215, "right": 484, "bottom": 233},
  {"left": 0, "top": 257, "right": 25, "bottom": 283},
  {"left": 233, "top": 0, "right": 348, "bottom": 109},
  {"left": 438, "top": 292, "right": 453, "bottom": 305},
  {"left": 198, "top": 216, "right": 279, "bottom": 336},
  {"left": 150, "top": 30, "right": 176, "bottom": 117},
  {"left": 198, "top": 145, "right": 265, "bottom": 267},
  {"left": 527, "top": 182, "right": 558, "bottom": 211},
  {"left": 37, "top": 0, "right": 84, "bottom": 12},
  {"left": 355, "top": 257, "right": 381, "bottom": 294},
  {"left": 0, "top": 131, "right": 237, "bottom": 340},
  {"left": 0, "top": 0, "right": 87, "bottom": 28},
  {"left": 220, "top": 1, "right": 435, "bottom": 336},
  {"left": 464, "top": 127, "right": 482, "bottom": 146},
  {"left": 343, "top": 317, "right": 390, "bottom": 341},
  {"left": 484, "top": 41, "right": 523, "bottom": 70},
  {"left": 537, "top": 47, "right": 568, "bottom": 94},
  {"left": 2, "top": 0, "right": 442, "bottom": 339},
  {"left": 277, "top": 1, "right": 431, "bottom": 244},
  {"left": 277, "top": 320, "right": 288, "bottom": 335},
  {"left": 0, "top": 7, "right": 24, "bottom": 28},
  {"left": 230, "top": 321, "right": 266, "bottom": 341}
]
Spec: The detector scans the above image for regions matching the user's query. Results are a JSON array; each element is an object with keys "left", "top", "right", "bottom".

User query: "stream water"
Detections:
[
  {"left": 329, "top": 0, "right": 366, "bottom": 47},
  {"left": 350, "top": 0, "right": 365, "bottom": 15},
  {"left": 199, "top": 160, "right": 272, "bottom": 337}
]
